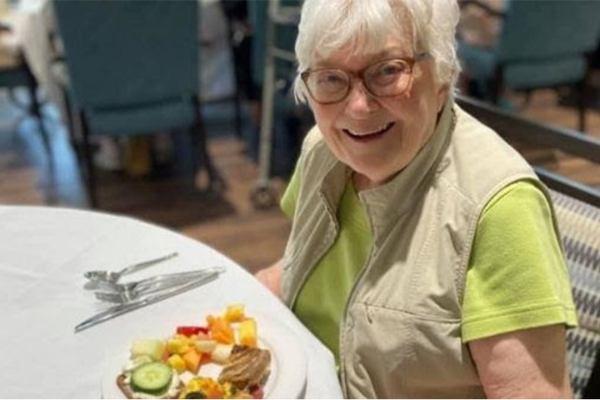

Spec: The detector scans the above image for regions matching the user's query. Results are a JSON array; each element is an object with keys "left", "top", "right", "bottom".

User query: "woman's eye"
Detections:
[
  {"left": 378, "top": 64, "right": 404, "bottom": 76},
  {"left": 369, "top": 62, "right": 408, "bottom": 86},
  {"left": 317, "top": 73, "right": 344, "bottom": 85}
]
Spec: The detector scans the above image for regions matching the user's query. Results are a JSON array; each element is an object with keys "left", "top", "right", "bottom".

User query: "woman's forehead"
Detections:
[{"left": 314, "top": 36, "right": 414, "bottom": 70}]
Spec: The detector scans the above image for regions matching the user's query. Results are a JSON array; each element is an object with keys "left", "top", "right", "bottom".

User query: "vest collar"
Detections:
[{"left": 318, "top": 98, "right": 456, "bottom": 243}]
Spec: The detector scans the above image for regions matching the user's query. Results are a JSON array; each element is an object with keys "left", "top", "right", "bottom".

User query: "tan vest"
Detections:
[{"left": 281, "top": 100, "right": 544, "bottom": 398}]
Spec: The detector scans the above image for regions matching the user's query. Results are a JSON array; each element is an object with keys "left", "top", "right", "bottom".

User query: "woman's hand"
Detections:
[
  {"left": 469, "top": 324, "right": 572, "bottom": 398},
  {"left": 254, "top": 258, "right": 283, "bottom": 299}
]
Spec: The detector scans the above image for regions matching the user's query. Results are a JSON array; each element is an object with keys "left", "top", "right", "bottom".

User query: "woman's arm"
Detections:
[
  {"left": 254, "top": 257, "right": 283, "bottom": 298},
  {"left": 469, "top": 324, "right": 572, "bottom": 398}
]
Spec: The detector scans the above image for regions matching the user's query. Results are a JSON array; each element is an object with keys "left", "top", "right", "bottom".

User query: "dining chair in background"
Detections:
[
  {"left": 52, "top": 0, "right": 224, "bottom": 208},
  {"left": 552, "top": 190, "right": 600, "bottom": 399},
  {"left": 458, "top": 0, "right": 600, "bottom": 132},
  {"left": 248, "top": 0, "right": 313, "bottom": 208},
  {"left": 0, "top": 23, "right": 52, "bottom": 167},
  {"left": 0, "top": 20, "right": 57, "bottom": 203},
  {"left": 457, "top": 95, "right": 600, "bottom": 399}
]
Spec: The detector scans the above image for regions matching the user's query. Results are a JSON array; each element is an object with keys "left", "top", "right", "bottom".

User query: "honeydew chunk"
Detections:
[
  {"left": 211, "top": 344, "right": 233, "bottom": 364},
  {"left": 131, "top": 339, "right": 165, "bottom": 361},
  {"left": 194, "top": 339, "right": 217, "bottom": 354}
]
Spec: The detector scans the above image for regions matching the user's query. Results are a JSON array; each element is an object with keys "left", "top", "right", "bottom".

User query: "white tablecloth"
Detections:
[{"left": 0, "top": 206, "right": 343, "bottom": 399}]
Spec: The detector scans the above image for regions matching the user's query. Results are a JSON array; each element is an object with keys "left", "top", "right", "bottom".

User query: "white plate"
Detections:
[{"left": 101, "top": 314, "right": 307, "bottom": 399}]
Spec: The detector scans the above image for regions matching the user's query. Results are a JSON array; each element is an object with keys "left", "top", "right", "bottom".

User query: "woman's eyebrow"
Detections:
[
  {"left": 310, "top": 47, "right": 413, "bottom": 70},
  {"left": 372, "top": 47, "right": 413, "bottom": 59}
]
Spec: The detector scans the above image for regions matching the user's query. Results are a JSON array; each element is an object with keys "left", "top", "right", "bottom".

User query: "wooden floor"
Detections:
[{"left": 1, "top": 89, "right": 600, "bottom": 274}]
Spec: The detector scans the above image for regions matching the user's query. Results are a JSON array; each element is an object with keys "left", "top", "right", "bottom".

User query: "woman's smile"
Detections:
[{"left": 342, "top": 122, "right": 395, "bottom": 142}]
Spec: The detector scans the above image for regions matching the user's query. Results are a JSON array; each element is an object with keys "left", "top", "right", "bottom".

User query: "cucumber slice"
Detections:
[{"left": 131, "top": 362, "right": 172, "bottom": 395}]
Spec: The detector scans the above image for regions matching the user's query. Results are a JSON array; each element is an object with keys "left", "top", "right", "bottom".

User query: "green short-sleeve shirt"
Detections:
[{"left": 282, "top": 165, "right": 577, "bottom": 362}]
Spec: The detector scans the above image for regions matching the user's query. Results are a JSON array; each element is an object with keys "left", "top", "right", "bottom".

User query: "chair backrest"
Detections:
[
  {"left": 248, "top": 0, "right": 299, "bottom": 87},
  {"left": 456, "top": 95, "right": 600, "bottom": 398},
  {"left": 497, "top": 0, "right": 600, "bottom": 63},
  {"left": 551, "top": 190, "right": 600, "bottom": 398},
  {"left": 53, "top": 0, "right": 199, "bottom": 110}
]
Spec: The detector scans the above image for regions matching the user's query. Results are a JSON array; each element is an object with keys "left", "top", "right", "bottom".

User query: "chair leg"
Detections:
[
  {"left": 191, "top": 97, "right": 225, "bottom": 192},
  {"left": 577, "top": 80, "right": 587, "bottom": 133},
  {"left": 61, "top": 86, "right": 82, "bottom": 163},
  {"left": 229, "top": 24, "right": 246, "bottom": 141},
  {"left": 491, "top": 65, "right": 504, "bottom": 104},
  {"left": 25, "top": 71, "right": 53, "bottom": 168},
  {"left": 233, "top": 90, "right": 243, "bottom": 140},
  {"left": 25, "top": 69, "right": 58, "bottom": 204},
  {"left": 523, "top": 90, "right": 532, "bottom": 108},
  {"left": 79, "top": 111, "right": 98, "bottom": 208}
]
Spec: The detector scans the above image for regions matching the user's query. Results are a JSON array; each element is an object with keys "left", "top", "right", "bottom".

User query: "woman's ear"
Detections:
[{"left": 436, "top": 84, "right": 450, "bottom": 112}]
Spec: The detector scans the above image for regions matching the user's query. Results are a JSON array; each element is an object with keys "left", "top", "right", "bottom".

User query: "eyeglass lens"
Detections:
[{"left": 304, "top": 59, "right": 413, "bottom": 103}]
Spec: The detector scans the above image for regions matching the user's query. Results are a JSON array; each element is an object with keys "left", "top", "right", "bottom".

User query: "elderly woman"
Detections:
[{"left": 256, "top": 0, "right": 577, "bottom": 397}]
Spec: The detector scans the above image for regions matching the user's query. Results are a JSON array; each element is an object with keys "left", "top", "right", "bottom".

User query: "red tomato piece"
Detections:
[
  {"left": 176, "top": 326, "right": 209, "bottom": 337},
  {"left": 250, "top": 385, "right": 264, "bottom": 399}
]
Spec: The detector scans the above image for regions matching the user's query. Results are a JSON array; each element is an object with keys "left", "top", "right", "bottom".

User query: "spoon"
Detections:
[{"left": 84, "top": 252, "right": 179, "bottom": 283}]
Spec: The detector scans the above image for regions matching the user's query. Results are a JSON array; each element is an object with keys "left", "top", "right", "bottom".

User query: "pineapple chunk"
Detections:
[
  {"left": 224, "top": 304, "right": 245, "bottom": 322},
  {"left": 239, "top": 318, "right": 257, "bottom": 347},
  {"left": 167, "top": 354, "right": 187, "bottom": 373},
  {"left": 167, "top": 335, "right": 190, "bottom": 355}
]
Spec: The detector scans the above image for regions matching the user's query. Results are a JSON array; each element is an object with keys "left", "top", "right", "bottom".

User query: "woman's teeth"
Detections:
[{"left": 343, "top": 122, "right": 394, "bottom": 138}]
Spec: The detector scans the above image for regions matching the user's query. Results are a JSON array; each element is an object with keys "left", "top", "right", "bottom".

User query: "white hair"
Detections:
[{"left": 293, "top": 0, "right": 461, "bottom": 103}]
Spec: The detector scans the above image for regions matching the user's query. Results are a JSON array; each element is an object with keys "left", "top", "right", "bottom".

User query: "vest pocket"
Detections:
[{"left": 342, "top": 303, "right": 483, "bottom": 398}]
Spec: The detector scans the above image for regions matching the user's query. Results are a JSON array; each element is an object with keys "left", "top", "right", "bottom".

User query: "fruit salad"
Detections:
[{"left": 117, "top": 304, "right": 268, "bottom": 399}]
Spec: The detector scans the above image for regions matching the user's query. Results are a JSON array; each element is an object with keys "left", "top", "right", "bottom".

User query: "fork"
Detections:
[
  {"left": 94, "top": 267, "right": 225, "bottom": 303},
  {"left": 84, "top": 252, "right": 179, "bottom": 283}
]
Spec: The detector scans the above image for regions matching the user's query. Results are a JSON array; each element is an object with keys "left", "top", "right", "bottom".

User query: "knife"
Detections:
[{"left": 74, "top": 269, "right": 224, "bottom": 333}]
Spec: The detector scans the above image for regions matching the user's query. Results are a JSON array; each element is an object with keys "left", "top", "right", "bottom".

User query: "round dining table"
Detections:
[{"left": 0, "top": 206, "right": 343, "bottom": 398}]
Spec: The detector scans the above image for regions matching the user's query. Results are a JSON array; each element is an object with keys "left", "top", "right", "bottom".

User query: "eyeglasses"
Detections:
[{"left": 300, "top": 53, "right": 428, "bottom": 105}]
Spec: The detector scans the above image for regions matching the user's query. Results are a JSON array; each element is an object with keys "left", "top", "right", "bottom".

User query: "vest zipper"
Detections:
[{"left": 338, "top": 214, "right": 377, "bottom": 397}]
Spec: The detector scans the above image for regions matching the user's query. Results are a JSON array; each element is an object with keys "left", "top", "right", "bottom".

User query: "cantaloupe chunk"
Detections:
[
  {"left": 207, "top": 316, "right": 234, "bottom": 344},
  {"left": 182, "top": 348, "right": 201, "bottom": 373}
]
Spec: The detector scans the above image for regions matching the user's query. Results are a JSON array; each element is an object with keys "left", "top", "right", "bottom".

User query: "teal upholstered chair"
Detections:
[
  {"left": 0, "top": 26, "right": 52, "bottom": 166},
  {"left": 458, "top": 0, "right": 600, "bottom": 132},
  {"left": 52, "top": 0, "right": 223, "bottom": 208},
  {"left": 248, "top": 0, "right": 299, "bottom": 90}
]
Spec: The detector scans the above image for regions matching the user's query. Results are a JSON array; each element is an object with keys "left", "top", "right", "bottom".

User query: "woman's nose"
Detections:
[{"left": 345, "top": 80, "right": 380, "bottom": 116}]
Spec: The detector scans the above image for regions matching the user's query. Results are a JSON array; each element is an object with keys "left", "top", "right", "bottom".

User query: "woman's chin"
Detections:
[{"left": 350, "top": 164, "right": 399, "bottom": 191}]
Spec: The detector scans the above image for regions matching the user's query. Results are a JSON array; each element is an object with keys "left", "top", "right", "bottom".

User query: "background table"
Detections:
[{"left": 0, "top": 206, "right": 342, "bottom": 398}]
